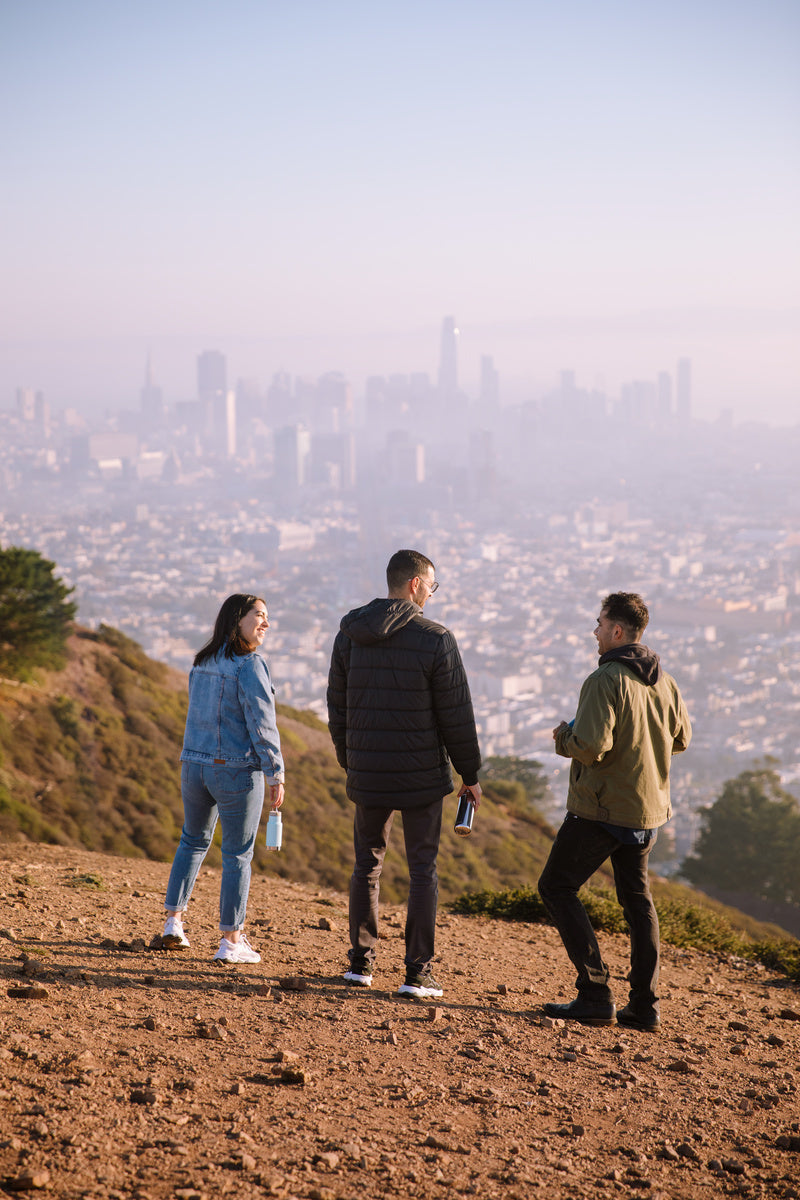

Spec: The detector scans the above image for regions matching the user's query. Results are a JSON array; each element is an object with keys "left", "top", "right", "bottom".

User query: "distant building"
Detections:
[
  {"left": 438, "top": 316, "right": 458, "bottom": 396},
  {"left": 386, "top": 430, "right": 425, "bottom": 485},
  {"left": 657, "top": 370, "right": 672, "bottom": 422},
  {"left": 480, "top": 355, "right": 499, "bottom": 407},
  {"left": 140, "top": 356, "right": 165, "bottom": 426},
  {"left": 676, "top": 357, "right": 692, "bottom": 422},
  {"left": 274, "top": 424, "right": 311, "bottom": 489},
  {"left": 16, "top": 387, "right": 38, "bottom": 422},
  {"left": 197, "top": 350, "right": 227, "bottom": 434}
]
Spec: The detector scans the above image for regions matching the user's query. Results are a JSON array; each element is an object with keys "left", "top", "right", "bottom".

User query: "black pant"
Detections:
[
  {"left": 538, "top": 814, "right": 660, "bottom": 1009},
  {"left": 349, "top": 799, "right": 442, "bottom": 973}
]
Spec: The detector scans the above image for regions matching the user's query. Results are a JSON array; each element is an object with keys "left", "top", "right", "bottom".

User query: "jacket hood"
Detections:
[
  {"left": 599, "top": 643, "right": 662, "bottom": 685},
  {"left": 339, "top": 597, "right": 421, "bottom": 646}
]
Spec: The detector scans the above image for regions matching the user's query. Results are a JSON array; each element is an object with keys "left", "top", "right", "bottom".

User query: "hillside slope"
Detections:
[
  {"left": 0, "top": 843, "right": 798, "bottom": 1200},
  {"left": 0, "top": 625, "right": 795, "bottom": 946}
]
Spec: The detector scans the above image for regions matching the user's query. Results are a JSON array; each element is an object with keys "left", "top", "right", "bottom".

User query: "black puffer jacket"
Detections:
[{"left": 327, "top": 598, "right": 482, "bottom": 808}]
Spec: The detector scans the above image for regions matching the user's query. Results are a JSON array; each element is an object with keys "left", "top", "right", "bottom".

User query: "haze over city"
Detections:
[{"left": 2, "top": 0, "right": 798, "bottom": 425}]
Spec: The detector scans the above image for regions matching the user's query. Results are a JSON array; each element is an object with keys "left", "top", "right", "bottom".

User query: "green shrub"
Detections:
[{"left": 451, "top": 882, "right": 800, "bottom": 981}]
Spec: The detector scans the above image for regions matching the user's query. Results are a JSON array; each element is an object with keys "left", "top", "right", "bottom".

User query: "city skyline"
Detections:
[{"left": 1, "top": 1, "right": 798, "bottom": 425}]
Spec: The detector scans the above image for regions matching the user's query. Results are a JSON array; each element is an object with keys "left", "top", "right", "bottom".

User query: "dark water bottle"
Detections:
[{"left": 454, "top": 792, "right": 475, "bottom": 836}]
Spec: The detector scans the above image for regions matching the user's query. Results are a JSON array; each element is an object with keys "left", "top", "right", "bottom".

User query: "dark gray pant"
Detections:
[
  {"left": 349, "top": 799, "right": 443, "bottom": 973},
  {"left": 538, "top": 814, "right": 660, "bottom": 1010}
]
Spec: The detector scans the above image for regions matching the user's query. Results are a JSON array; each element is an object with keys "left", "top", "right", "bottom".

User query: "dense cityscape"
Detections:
[{"left": 2, "top": 318, "right": 799, "bottom": 871}]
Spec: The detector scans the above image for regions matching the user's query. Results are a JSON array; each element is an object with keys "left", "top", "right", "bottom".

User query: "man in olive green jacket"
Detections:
[{"left": 539, "top": 592, "right": 691, "bottom": 1031}]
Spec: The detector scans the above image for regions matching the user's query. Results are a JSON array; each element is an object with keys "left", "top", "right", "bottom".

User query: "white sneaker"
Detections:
[
  {"left": 162, "top": 916, "right": 190, "bottom": 949},
  {"left": 213, "top": 934, "right": 261, "bottom": 964}
]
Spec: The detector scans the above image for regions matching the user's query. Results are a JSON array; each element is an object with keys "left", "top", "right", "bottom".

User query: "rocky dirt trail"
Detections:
[{"left": 1, "top": 844, "right": 799, "bottom": 1199}]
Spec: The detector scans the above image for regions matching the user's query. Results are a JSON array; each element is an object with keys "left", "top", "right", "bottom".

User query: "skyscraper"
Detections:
[
  {"left": 438, "top": 316, "right": 458, "bottom": 396},
  {"left": 676, "top": 358, "right": 692, "bottom": 422},
  {"left": 140, "top": 355, "right": 165, "bottom": 426},
  {"left": 480, "top": 355, "right": 499, "bottom": 408}
]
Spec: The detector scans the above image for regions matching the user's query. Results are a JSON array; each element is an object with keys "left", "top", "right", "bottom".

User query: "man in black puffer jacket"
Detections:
[{"left": 327, "top": 548, "right": 482, "bottom": 998}]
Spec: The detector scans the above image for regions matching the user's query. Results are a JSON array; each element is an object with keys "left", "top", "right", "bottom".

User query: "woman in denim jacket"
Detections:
[{"left": 161, "top": 593, "right": 285, "bottom": 963}]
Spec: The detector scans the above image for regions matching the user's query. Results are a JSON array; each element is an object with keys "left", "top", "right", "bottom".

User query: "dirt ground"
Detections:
[{"left": 1, "top": 843, "right": 799, "bottom": 1200}]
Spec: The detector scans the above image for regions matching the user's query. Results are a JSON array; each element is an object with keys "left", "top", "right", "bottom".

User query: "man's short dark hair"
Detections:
[
  {"left": 387, "top": 549, "right": 435, "bottom": 593},
  {"left": 601, "top": 592, "right": 649, "bottom": 639}
]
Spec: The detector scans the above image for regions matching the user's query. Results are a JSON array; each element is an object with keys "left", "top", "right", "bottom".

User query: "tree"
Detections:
[
  {"left": 0, "top": 546, "right": 76, "bottom": 679},
  {"left": 479, "top": 756, "right": 551, "bottom": 811},
  {"left": 681, "top": 764, "right": 800, "bottom": 907}
]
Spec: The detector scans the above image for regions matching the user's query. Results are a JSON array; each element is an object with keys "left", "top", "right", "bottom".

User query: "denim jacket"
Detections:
[{"left": 180, "top": 649, "right": 284, "bottom": 782}]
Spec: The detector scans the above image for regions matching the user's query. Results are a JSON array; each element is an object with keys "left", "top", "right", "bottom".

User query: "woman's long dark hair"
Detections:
[{"left": 194, "top": 593, "right": 264, "bottom": 666}]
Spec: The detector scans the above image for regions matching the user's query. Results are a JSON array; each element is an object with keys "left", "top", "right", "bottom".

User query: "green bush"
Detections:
[{"left": 451, "top": 883, "right": 800, "bottom": 982}]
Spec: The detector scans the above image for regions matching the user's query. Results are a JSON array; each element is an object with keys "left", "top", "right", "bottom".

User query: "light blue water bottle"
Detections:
[{"left": 266, "top": 809, "right": 283, "bottom": 851}]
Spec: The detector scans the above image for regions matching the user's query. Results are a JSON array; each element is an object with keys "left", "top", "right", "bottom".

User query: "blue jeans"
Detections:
[
  {"left": 538, "top": 814, "right": 660, "bottom": 1010},
  {"left": 349, "top": 799, "right": 442, "bottom": 973},
  {"left": 165, "top": 762, "right": 264, "bottom": 931}
]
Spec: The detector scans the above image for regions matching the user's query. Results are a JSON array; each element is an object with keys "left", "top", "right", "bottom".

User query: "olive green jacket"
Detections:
[{"left": 554, "top": 659, "right": 691, "bottom": 829}]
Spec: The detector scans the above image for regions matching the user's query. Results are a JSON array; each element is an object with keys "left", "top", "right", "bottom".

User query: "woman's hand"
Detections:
[{"left": 269, "top": 782, "right": 285, "bottom": 809}]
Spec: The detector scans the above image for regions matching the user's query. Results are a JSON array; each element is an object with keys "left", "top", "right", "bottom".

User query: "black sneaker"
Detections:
[
  {"left": 398, "top": 968, "right": 443, "bottom": 999},
  {"left": 343, "top": 959, "right": 373, "bottom": 987}
]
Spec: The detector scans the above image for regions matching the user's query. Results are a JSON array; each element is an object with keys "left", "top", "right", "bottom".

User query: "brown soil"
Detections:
[{"left": 1, "top": 844, "right": 798, "bottom": 1199}]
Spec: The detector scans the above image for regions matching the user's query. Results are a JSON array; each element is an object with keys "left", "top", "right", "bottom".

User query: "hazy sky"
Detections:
[{"left": 2, "top": 0, "right": 798, "bottom": 423}]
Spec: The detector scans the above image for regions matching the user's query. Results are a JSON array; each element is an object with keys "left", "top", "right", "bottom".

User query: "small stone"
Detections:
[
  {"left": 728, "top": 1020, "right": 749, "bottom": 1031},
  {"left": 315, "top": 1152, "right": 340, "bottom": 1169},
  {"left": 198, "top": 1023, "right": 227, "bottom": 1040},
  {"left": 661, "top": 1144, "right": 680, "bottom": 1161},
  {"left": 276, "top": 1049, "right": 299, "bottom": 1062},
  {"left": 766, "top": 1032, "right": 786, "bottom": 1047},
  {"left": 130, "top": 1087, "right": 160, "bottom": 1105},
  {"left": 776, "top": 1134, "right": 800, "bottom": 1151},
  {"left": 676, "top": 1142, "right": 700, "bottom": 1162},
  {"left": 318, "top": 917, "right": 334, "bottom": 931},
  {"left": 0, "top": 928, "right": 15, "bottom": 941},
  {"left": 278, "top": 1068, "right": 305, "bottom": 1085},
  {"left": 277, "top": 976, "right": 308, "bottom": 992},
  {"left": 5, "top": 1168, "right": 51, "bottom": 1190},
  {"left": 428, "top": 1006, "right": 444, "bottom": 1022},
  {"left": 424, "top": 1134, "right": 451, "bottom": 1151},
  {"left": 7, "top": 985, "right": 49, "bottom": 1000},
  {"left": 144, "top": 1016, "right": 157, "bottom": 1031},
  {"left": 230, "top": 1082, "right": 246, "bottom": 1095},
  {"left": 239, "top": 1153, "right": 256, "bottom": 1171},
  {"left": 497, "top": 983, "right": 509, "bottom": 995},
  {"left": 722, "top": 1158, "right": 746, "bottom": 1176},
  {"left": 778, "top": 1007, "right": 800, "bottom": 1021},
  {"left": 666, "top": 1059, "right": 692, "bottom": 1074}
]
